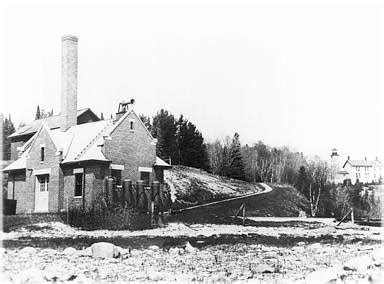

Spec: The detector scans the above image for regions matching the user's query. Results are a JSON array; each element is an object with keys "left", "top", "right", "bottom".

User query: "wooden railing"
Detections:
[{"left": 105, "top": 178, "right": 172, "bottom": 214}]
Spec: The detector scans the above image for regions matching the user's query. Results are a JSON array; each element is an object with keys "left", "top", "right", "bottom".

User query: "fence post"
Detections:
[
  {"left": 137, "top": 180, "right": 145, "bottom": 211},
  {"left": 123, "top": 179, "right": 132, "bottom": 208},
  {"left": 351, "top": 207, "right": 354, "bottom": 223},
  {"left": 107, "top": 178, "right": 114, "bottom": 207},
  {"left": 152, "top": 181, "right": 160, "bottom": 213},
  {"left": 242, "top": 203, "right": 246, "bottom": 226},
  {"left": 66, "top": 197, "right": 69, "bottom": 224}
]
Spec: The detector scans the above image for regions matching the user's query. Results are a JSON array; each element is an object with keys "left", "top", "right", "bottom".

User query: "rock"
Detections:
[
  {"left": 78, "top": 247, "right": 92, "bottom": 257},
  {"left": 297, "top": 241, "right": 306, "bottom": 246},
  {"left": 43, "top": 264, "right": 76, "bottom": 282},
  {"left": 62, "top": 247, "right": 77, "bottom": 255},
  {"left": 309, "top": 243, "right": 322, "bottom": 250},
  {"left": 90, "top": 242, "right": 121, "bottom": 259},
  {"left": 344, "top": 255, "right": 372, "bottom": 271},
  {"left": 314, "top": 227, "right": 337, "bottom": 236},
  {"left": 298, "top": 210, "right": 307, "bottom": 218},
  {"left": 371, "top": 247, "right": 384, "bottom": 265},
  {"left": 263, "top": 251, "right": 278, "bottom": 259},
  {"left": 19, "top": 246, "right": 37, "bottom": 255},
  {"left": 73, "top": 274, "right": 92, "bottom": 283},
  {"left": 185, "top": 242, "right": 197, "bottom": 253},
  {"left": 1, "top": 272, "right": 13, "bottom": 282},
  {"left": 0, "top": 247, "right": 6, "bottom": 254},
  {"left": 254, "top": 264, "right": 274, "bottom": 273},
  {"left": 169, "top": 247, "right": 184, "bottom": 255},
  {"left": 148, "top": 245, "right": 160, "bottom": 251},
  {"left": 13, "top": 268, "right": 45, "bottom": 283},
  {"left": 305, "top": 267, "right": 340, "bottom": 284}
]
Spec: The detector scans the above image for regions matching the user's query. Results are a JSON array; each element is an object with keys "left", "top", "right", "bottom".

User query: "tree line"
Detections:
[{"left": 2, "top": 107, "right": 380, "bottom": 219}]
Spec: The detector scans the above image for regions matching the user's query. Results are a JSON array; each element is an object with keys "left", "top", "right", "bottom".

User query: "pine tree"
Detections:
[
  {"left": 2, "top": 114, "right": 16, "bottom": 160},
  {"left": 176, "top": 115, "right": 209, "bottom": 170},
  {"left": 151, "top": 109, "right": 177, "bottom": 163},
  {"left": 227, "top": 132, "right": 245, "bottom": 180},
  {"left": 139, "top": 114, "right": 152, "bottom": 132},
  {"left": 100, "top": 112, "right": 104, "bottom": 120},
  {"left": 35, "top": 105, "right": 41, "bottom": 120}
]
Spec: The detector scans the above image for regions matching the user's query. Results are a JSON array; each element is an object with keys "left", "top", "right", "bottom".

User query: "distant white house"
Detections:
[{"left": 329, "top": 149, "right": 382, "bottom": 184}]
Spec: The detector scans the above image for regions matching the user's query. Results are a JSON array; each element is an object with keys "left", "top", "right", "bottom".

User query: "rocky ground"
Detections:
[{"left": 1, "top": 219, "right": 383, "bottom": 283}]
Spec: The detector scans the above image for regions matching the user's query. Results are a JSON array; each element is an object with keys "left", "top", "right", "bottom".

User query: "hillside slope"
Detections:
[
  {"left": 165, "top": 166, "right": 310, "bottom": 219},
  {"left": 165, "top": 166, "right": 262, "bottom": 202}
]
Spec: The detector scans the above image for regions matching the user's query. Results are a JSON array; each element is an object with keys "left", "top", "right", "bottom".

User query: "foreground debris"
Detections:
[
  {"left": 1, "top": 219, "right": 383, "bottom": 282},
  {"left": 1, "top": 241, "right": 383, "bottom": 282}
]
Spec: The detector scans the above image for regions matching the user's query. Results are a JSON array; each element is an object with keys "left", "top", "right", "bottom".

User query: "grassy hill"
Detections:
[{"left": 165, "top": 166, "right": 310, "bottom": 221}]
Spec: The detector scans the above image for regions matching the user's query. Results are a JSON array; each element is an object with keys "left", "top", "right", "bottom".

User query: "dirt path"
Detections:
[{"left": 173, "top": 182, "right": 273, "bottom": 213}]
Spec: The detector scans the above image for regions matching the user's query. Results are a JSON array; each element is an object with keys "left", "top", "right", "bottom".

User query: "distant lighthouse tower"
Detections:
[{"left": 330, "top": 148, "right": 340, "bottom": 183}]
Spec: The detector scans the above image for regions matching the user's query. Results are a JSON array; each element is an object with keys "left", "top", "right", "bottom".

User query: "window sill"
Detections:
[{"left": 73, "top": 196, "right": 83, "bottom": 199}]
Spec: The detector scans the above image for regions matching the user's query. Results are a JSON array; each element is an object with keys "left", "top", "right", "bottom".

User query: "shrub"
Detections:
[{"left": 67, "top": 195, "right": 153, "bottom": 230}]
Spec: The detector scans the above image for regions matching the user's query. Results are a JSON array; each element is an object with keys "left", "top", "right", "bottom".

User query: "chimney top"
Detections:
[{"left": 62, "top": 35, "right": 78, "bottom": 42}]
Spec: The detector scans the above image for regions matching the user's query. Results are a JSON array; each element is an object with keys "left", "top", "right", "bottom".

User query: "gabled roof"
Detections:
[
  {"left": 59, "top": 119, "right": 114, "bottom": 163},
  {"left": 343, "top": 159, "right": 382, "bottom": 168},
  {"left": 5, "top": 109, "right": 158, "bottom": 168},
  {"left": 9, "top": 108, "right": 99, "bottom": 138},
  {"left": 154, "top": 157, "right": 172, "bottom": 168},
  {"left": 2, "top": 134, "right": 36, "bottom": 171}
]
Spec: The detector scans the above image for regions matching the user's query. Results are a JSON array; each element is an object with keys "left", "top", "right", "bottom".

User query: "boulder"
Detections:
[
  {"left": 63, "top": 247, "right": 77, "bottom": 255},
  {"left": 0, "top": 247, "right": 6, "bottom": 255},
  {"left": 43, "top": 264, "right": 76, "bottom": 282},
  {"left": 344, "top": 255, "right": 372, "bottom": 271},
  {"left": 78, "top": 247, "right": 92, "bottom": 257},
  {"left": 13, "top": 268, "right": 45, "bottom": 283},
  {"left": 297, "top": 241, "right": 306, "bottom": 246},
  {"left": 185, "top": 242, "right": 197, "bottom": 253},
  {"left": 309, "top": 243, "right": 322, "bottom": 250},
  {"left": 254, "top": 264, "right": 274, "bottom": 273},
  {"left": 305, "top": 267, "right": 340, "bottom": 284},
  {"left": 148, "top": 245, "right": 160, "bottom": 251},
  {"left": 19, "top": 246, "right": 37, "bottom": 255},
  {"left": 371, "top": 247, "right": 384, "bottom": 265},
  {"left": 169, "top": 247, "right": 184, "bottom": 255},
  {"left": 90, "top": 242, "right": 121, "bottom": 259},
  {"left": 72, "top": 274, "right": 92, "bottom": 283}
]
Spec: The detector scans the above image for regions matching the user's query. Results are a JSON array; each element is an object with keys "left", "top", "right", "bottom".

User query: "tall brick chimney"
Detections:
[{"left": 61, "top": 35, "right": 78, "bottom": 131}]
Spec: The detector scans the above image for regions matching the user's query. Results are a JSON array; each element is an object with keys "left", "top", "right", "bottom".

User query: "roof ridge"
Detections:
[{"left": 74, "top": 120, "right": 113, "bottom": 160}]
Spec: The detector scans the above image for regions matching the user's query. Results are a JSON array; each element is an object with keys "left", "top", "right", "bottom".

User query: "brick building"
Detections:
[{"left": 3, "top": 35, "right": 170, "bottom": 213}]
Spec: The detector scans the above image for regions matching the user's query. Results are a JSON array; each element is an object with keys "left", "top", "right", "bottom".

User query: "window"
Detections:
[
  {"left": 130, "top": 121, "right": 134, "bottom": 131},
  {"left": 75, "top": 173, "right": 83, "bottom": 197},
  {"left": 140, "top": 171, "right": 150, "bottom": 185},
  {"left": 37, "top": 175, "right": 49, "bottom": 192},
  {"left": 111, "top": 169, "right": 122, "bottom": 186},
  {"left": 40, "top": 147, "right": 45, "bottom": 162}
]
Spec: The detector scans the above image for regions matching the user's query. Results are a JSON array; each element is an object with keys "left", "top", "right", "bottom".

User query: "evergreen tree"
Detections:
[
  {"left": 151, "top": 109, "right": 177, "bottom": 163},
  {"left": 100, "top": 112, "right": 104, "bottom": 120},
  {"left": 2, "top": 114, "right": 15, "bottom": 160},
  {"left": 296, "top": 166, "right": 308, "bottom": 195},
  {"left": 227, "top": 132, "right": 245, "bottom": 180},
  {"left": 139, "top": 114, "right": 152, "bottom": 133},
  {"left": 176, "top": 115, "right": 209, "bottom": 170},
  {"left": 35, "top": 105, "right": 41, "bottom": 120}
]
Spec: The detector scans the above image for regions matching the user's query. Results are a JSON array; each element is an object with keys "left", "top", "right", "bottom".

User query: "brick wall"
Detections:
[
  {"left": 21, "top": 127, "right": 62, "bottom": 213},
  {"left": 7, "top": 171, "right": 26, "bottom": 213},
  {"left": 62, "top": 164, "right": 107, "bottom": 210},
  {"left": 104, "top": 111, "right": 157, "bottom": 182}
]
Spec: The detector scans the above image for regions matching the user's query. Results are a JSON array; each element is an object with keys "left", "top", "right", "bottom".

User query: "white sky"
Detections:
[{"left": 1, "top": 0, "right": 383, "bottom": 161}]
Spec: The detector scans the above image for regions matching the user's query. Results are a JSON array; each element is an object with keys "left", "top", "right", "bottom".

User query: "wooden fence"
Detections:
[{"left": 105, "top": 178, "right": 172, "bottom": 213}]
